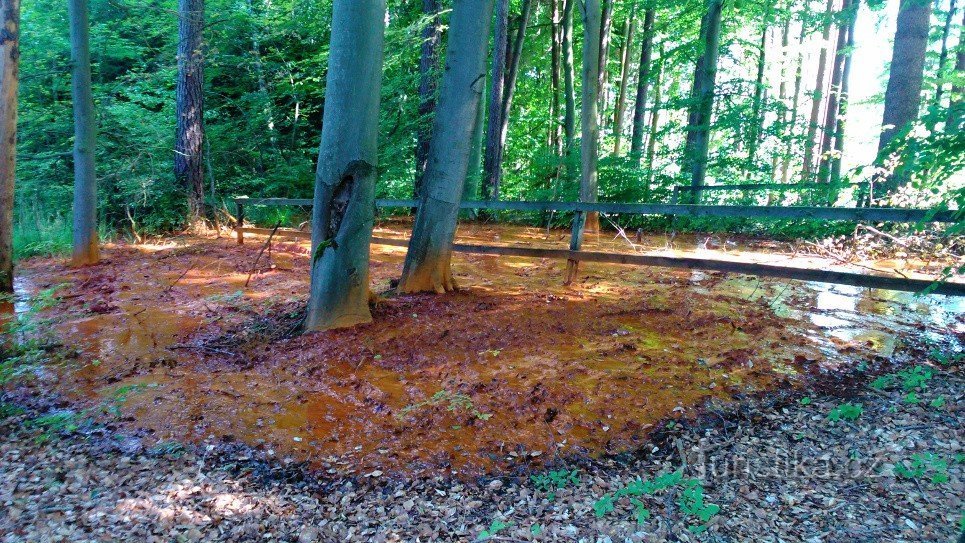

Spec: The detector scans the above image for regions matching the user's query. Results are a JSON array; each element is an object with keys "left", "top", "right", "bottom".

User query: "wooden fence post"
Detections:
[
  {"left": 565, "top": 210, "right": 586, "bottom": 284},
  {"left": 236, "top": 200, "right": 245, "bottom": 245}
]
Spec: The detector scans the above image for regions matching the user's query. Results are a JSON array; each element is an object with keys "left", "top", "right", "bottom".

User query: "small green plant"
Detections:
[
  {"left": 798, "top": 396, "right": 812, "bottom": 405},
  {"left": 0, "top": 402, "right": 25, "bottom": 419},
  {"left": 477, "top": 518, "right": 511, "bottom": 540},
  {"left": 896, "top": 366, "right": 933, "bottom": 391},
  {"left": 929, "top": 348, "right": 962, "bottom": 367},
  {"left": 148, "top": 441, "right": 186, "bottom": 457},
  {"left": 529, "top": 523, "right": 542, "bottom": 536},
  {"left": 929, "top": 395, "right": 946, "bottom": 408},
  {"left": 870, "top": 375, "right": 895, "bottom": 390},
  {"left": 630, "top": 498, "right": 651, "bottom": 525},
  {"left": 531, "top": 469, "right": 580, "bottom": 500},
  {"left": 894, "top": 452, "right": 950, "bottom": 484},
  {"left": 29, "top": 410, "right": 83, "bottom": 435},
  {"left": 397, "top": 390, "right": 492, "bottom": 422},
  {"left": 592, "top": 493, "right": 616, "bottom": 518},
  {"left": 903, "top": 392, "right": 920, "bottom": 404},
  {"left": 678, "top": 479, "right": 721, "bottom": 533},
  {"left": 827, "top": 402, "right": 863, "bottom": 422}
]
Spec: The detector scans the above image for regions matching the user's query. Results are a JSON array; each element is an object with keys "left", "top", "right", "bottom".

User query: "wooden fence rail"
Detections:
[{"left": 232, "top": 198, "right": 963, "bottom": 296}]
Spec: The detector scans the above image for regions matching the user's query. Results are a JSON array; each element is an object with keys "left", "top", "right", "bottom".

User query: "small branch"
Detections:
[{"left": 245, "top": 222, "right": 282, "bottom": 287}]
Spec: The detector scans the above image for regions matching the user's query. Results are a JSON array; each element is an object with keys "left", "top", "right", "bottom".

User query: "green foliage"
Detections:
[
  {"left": 894, "top": 452, "right": 950, "bottom": 485},
  {"left": 0, "top": 402, "right": 25, "bottom": 419},
  {"left": 798, "top": 396, "right": 812, "bottom": 405},
  {"left": 531, "top": 468, "right": 580, "bottom": 500},
  {"left": 929, "top": 395, "right": 946, "bottom": 408},
  {"left": 592, "top": 493, "right": 616, "bottom": 518},
  {"left": 896, "top": 366, "right": 933, "bottom": 391},
  {"left": 678, "top": 479, "right": 721, "bottom": 533},
  {"left": 476, "top": 518, "right": 512, "bottom": 541},
  {"left": 397, "top": 390, "right": 491, "bottom": 422},
  {"left": 827, "top": 402, "right": 863, "bottom": 422}
]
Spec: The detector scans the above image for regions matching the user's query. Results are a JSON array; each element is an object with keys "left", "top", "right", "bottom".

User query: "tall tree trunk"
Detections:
[
  {"left": 771, "top": 16, "right": 791, "bottom": 180},
  {"left": 876, "top": 0, "right": 932, "bottom": 196},
  {"left": 934, "top": 0, "right": 957, "bottom": 107},
  {"left": 304, "top": 0, "right": 386, "bottom": 331},
  {"left": 68, "top": 0, "right": 98, "bottom": 266},
  {"left": 414, "top": 0, "right": 442, "bottom": 201},
  {"left": 781, "top": 23, "right": 806, "bottom": 183},
  {"left": 597, "top": 0, "right": 614, "bottom": 117},
  {"left": 550, "top": 0, "right": 562, "bottom": 152},
  {"left": 562, "top": 0, "right": 577, "bottom": 180},
  {"left": 176, "top": 0, "right": 205, "bottom": 224},
  {"left": 0, "top": 0, "right": 19, "bottom": 293},
  {"left": 947, "top": 9, "right": 965, "bottom": 130},
  {"left": 399, "top": 0, "right": 495, "bottom": 294},
  {"left": 494, "top": 0, "right": 533, "bottom": 180},
  {"left": 818, "top": 0, "right": 852, "bottom": 184},
  {"left": 482, "top": 0, "right": 509, "bottom": 201},
  {"left": 746, "top": 6, "right": 770, "bottom": 172},
  {"left": 801, "top": 0, "right": 834, "bottom": 182},
  {"left": 831, "top": 1, "right": 858, "bottom": 185},
  {"left": 573, "top": 0, "right": 601, "bottom": 247},
  {"left": 629, "top": 8, "right": 655, "bottom": 162},
  {"left": 644, "top": 50, "right": 663, "bottom": 198},
  {"left": 612, "top": 6, "right": 636, "bottom": 155},
  {"left": 464, "top": 70, "right": 487, "bottom": 210},
  {"left": 682, "top": 0, "right": 725, "bottom": 198}
]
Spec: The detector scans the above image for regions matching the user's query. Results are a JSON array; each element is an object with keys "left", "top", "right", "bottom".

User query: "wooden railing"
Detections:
[{"left": 232, "top": 197, "right": 963, "bottom": 296}]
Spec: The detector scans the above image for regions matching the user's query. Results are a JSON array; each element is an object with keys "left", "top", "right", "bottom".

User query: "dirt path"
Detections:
[{"left": 2, "top": 363, "right": 961, "bottom": 542}]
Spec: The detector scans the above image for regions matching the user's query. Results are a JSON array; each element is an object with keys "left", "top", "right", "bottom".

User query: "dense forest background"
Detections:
[{"left": 12, "top": 0, "right": 965, "bottom": 255}]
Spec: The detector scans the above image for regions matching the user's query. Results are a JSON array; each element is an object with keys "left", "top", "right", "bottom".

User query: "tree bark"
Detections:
[
  {"left": 876, "top": 0, "right": 932, "bottom": 195},
  {"left": 746, "top": 5, "right": 770, "bottom": 172},
  {"left": 818, "top": 0, "right": 852, "bottom": 184},
  {"left": 491, "top": 0, "right": 533, "bottom": 188},
  {"left": 399, "top": 0, "right": 495, "bottom": 294},
  {"left": 482, "top": 0, "right": 509, "bottom": 201},
  {"left": 414, "top": 0, "right": 442, "bottom": 201},
  {"left": 175, "top": 0, "right": 205, "bottom": 224},
  {"left": 830, "top": 1, "right": 858, "bottom": 184},
  {"left": 304, "top": 0, "right": 386, "bottom": 331},
  {"left": 597, "top": 0, "right": 613, "bottom": 117},
  {"left": 771, "top": 16, "right": 791, "bottom": 180},
  {"left": 577, "top": 0, "right": 601, "bottom": 239},
  {"left": 562, "top": 0, "right": 576, "bottom": 180},
  {"left": 801, "top": 0, "right": 834, "bottom": 182},
  {"left": 463, "top": 70, "right": 487, "bottom": 210},
  {"left": 629, "top": 8, "right": 655, "bottom": 162},
  {"left": 68, "top": 0, "right": 98, "bottom": 266},
  {"left": 0, "top": 0, "right": 19, "bottom": 293},
  {"left": 644, "top": 50, "right": 663, "bottom": 198},
  {"left": 682, "top": 0, "right": 725, "bottom": 198},
  {"left": 947, "top": 9, "right": 965, "bottom": 130},
  {"left": 781, "top": 23, "right": 806, "bottom": 183},
  {"left": 549, "top": 0, "right": 562, "bottom": 152},
  {"left": 934, "top": 0, "right": 957, "bottom": 107},
  {"left": 612, "top": 5, "right": 636, "bottom": 155}
]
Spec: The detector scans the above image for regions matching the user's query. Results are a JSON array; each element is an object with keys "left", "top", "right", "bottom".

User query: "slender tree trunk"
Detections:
[
  {"left": 68, "top": 0, "right": 98, "bottom": 266},
  {"left": 746, "top": 6, "right": 770, "bottom": 172},
  {"left": 876, "top": 0, "right": 932, "bottom": 195},
  {"left": 597, "top": 0, "right": 613, "bottom": 117},
  {"left": 550, "top": 0, "right": 562, "bottom": 152},
  {"left": 304, "top": 0, "right": 386, "bottom": 331},
  {"left": 683, "top": 0, "right": 725, "bottom": 198},
  {"left": 572, "top": 0, "right": 601, "bottom": 247},
  {"left": 934, "top": 0, "right": 957, "bottom": 106},
  {"left": 494, "top": 0, "right": 533, "bottom": 179},
  {"left": 482, "top": 0, "right": 509, "bottom": 201},
  {"left": 176, "top": 0, "right": 205, "bottom": 224},
  {"left": 464, "top": 70, "right": 487, "bottom": 209},
  {"left": 818, "top": 0, "right": 851, "bottom": 184},
  {"left": 831, "top": 1, "right": 858, "bottom": 184},
  {"left": 947, "top": 9, "right": 965, "bottom": 130},
  {"left": 629, "top": 8, "right": 655, "bottom": 162},
  {"left": 771, "top": 17, "right": 791, "bottom": 180},
  {"left": 781, "top": 23, "right": 806, "bottom": 183},
  {"left": 562, "top": 0, "right": 576, "bottom": 180},
  {"left": 644, "top": 50, "right": 663, "bottom": 198},
  {"left": 612, "top": 5, "right": 636, "bottom": 155},
  {"left": 0, "top": 0, "right": 19, "bottom": 293},
  {"left": 801, "top": 0, "right": 834, "bottom": 182},
  {"left": 414, "top": 0, "right": 442, "bottom": 201},
  {"left": 399, "top": 0, "right": 495, "bottom": 293}
]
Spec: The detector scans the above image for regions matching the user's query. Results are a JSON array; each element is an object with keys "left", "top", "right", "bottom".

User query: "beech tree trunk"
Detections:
[
  {"left": 549, "top": 0, "right": 562, "bottom": 153},
  {"left": 0, "top": 0, "right": 19, "bottom": 293},
  {"left": 562, "top": 0, "right": 577, "bottom": 179},
  {"left": 934, "top": 0, "right": 957, "bottom": 107},
  {"left": 629, "top": 8, "right": 655, "bottom": 162},
  {"left": 481, "top": 0, "right": 509, "bottom": 201},
  {"left": 304, "top": 0, "right": 386, "bottom": 331},
  {"left": 771, "top": 17, "right": 791, "bottom": 180},
  {"left": 746, "top": 6, "right": 770, "bottom": 171},
  {"left": 492, "top": 0, "right": 534, "bottom": 188},
  {"left": 414, "top": 0, "right": 442, "bottom": 200},
  {"left": 830, "top": 1, "right": 858, "bottom": 184},
  {"left": 876, "top": 0, "right": 932, "bottom": 195},
  {"left": 175, "top": 0, "right": 205, "bottom": 223},
  {"left": 68, "top": 0, "right": 98, "bottom": 266},
  {"left": 818, "top": 0, "right": 852, "bottom": 184},
  {"left": 571, "top": 0, "right": 601, "bottom": 252},
  {"left": 399, "top": 0, "right": 495, "bottom": 294},
  {"left": 682, "top": 0, "right": 725, "bottom": 198},
  {"left": 597, "top": 0, "right": 613, "bottom": 117},
  {"left": 463, "top": 70, "right": 486, "bottom": 210},
  {"left": 612, "top": 6, "right": 636, "bottom": 155},
  {"left": 801, "top": 0, "right": 834, "bottom": 182}
]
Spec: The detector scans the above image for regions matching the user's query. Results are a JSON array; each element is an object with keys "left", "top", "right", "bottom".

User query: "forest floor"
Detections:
[{"left": 1, "top": 221, "right": 963, "bottom": 541}]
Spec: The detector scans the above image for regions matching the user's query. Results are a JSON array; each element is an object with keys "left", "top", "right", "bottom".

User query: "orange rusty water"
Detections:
[{"left": 11, "top": 223, "right": 962, "bottom": 477}]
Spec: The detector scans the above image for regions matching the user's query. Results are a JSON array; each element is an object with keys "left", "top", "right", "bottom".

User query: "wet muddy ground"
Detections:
[{"left": 8, "top": 221, "right": 964, "bottom": 477}]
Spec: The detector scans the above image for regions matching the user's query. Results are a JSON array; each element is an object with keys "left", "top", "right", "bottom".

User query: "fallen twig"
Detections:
[{"left": 245, "top": 222, "right": 282, "bottom": 287}]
